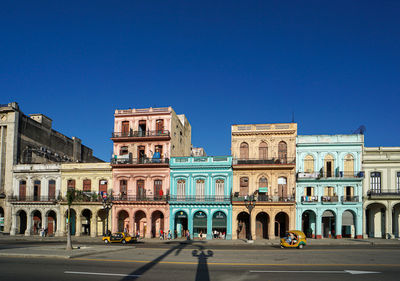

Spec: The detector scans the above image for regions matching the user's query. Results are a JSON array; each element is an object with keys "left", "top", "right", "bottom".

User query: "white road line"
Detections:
[
  {"left": 250, "top": 270, "right": 380, "bottom": 275},
  {"left": 64, "top": 271, "right": 141, "bottom": 277}
]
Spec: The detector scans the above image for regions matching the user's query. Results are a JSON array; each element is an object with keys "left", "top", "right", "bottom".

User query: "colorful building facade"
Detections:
[
  {"left": 110, "top": 107, "right": 191, "bottom": 238},
  {"left": 169, "top": 156, "right": 233, "bottom": 239},
  {"left": 231, "top": 123, "right": 297, "bottom": 240},
  {"left": 296, "top": 135, "right": 364, "bottom": 239},
  {"left": 362, "top": 147, "right": 400, "bottom": 238}
]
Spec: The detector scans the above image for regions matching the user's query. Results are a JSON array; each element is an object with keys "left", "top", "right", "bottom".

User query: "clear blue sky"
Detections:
[{"left": 1, "top": 1, "right": 399, "bottom": 161}]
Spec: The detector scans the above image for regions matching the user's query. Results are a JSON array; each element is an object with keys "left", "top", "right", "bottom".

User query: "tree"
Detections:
[{"left": 66, "top": 189, "right": 75, "bottom": 250}]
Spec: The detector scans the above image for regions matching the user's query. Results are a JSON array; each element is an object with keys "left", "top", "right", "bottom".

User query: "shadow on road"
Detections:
[{"left": 119, "top": 239, "right": 213, "bottom": 280}]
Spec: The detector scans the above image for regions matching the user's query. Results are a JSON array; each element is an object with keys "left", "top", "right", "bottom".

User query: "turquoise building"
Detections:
[
  {"left": 295, "top": 135, "right": 364, "bottom": 239},
  {"left": 169, "top": 156, "right": 233, "bottom": 239}
]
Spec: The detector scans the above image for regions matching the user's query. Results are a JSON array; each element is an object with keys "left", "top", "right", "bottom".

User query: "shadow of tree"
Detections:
[{"left": 119, "top": 239, "right": 213, "bottom": 280}]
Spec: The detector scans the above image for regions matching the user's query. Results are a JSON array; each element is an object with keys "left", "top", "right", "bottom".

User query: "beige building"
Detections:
[
  {"left": 60, "top": 163, "right": 112, "bottom": 237},
  {"left": 231, "top": 123, "right": 297, "bottom": 240},
  {"left": 363, "top": 147, "right": 400, "bottom": 238}
]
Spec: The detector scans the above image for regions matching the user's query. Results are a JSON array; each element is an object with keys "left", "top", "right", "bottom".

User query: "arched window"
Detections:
[
  {"left": 259, "top": 177, "right": 268, "bottom": 188},
  {"left": 196, "top": 179, "right": 205, "bottom": 201},
  {"left": 324, "top": 154, "right": 335, "bottom": 177},
  {"left": 278, "top": 141, "right": 287, "bottom": 163},
  {"left": 344, "top": 154, "right": 354, "bottom": 177},
  {"left": 240, "top": 142, "right": 249, "bottom": 159},
  {"left": 259, "top": 142, "right": 268, "bottom": 160},
  {"left": 177, "top": 179, "right": 186, "bottom": 200},
  {"left": 304, "top": 155, "right": 314, "bottom": 173},
  {"left": 215, "top": 179, "right": 225, "bottom": 200}
]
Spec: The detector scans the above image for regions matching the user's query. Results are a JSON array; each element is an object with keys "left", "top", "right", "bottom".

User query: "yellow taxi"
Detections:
[
  {"left": 280, "top": 230, "right": 307, "bottom": 249},
  {"left": 102, "top": 232, "right": 136, "bottom": 244}
]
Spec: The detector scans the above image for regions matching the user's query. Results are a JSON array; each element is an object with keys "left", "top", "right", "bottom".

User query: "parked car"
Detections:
[{"left": 102, "top": 232, "right": 136, "bottom": 244}]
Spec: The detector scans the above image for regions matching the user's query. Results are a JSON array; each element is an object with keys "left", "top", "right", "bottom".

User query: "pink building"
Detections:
[{"left": 110, "top": 107, "right": 191, "bottom": 238}]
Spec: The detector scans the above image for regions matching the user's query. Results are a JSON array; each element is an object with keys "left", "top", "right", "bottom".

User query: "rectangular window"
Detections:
[
  {"left": 83, "top": 179, "right": 91, "bottom": 192},
  {"left": 177, "top": 180, "right": 186, "bottom": 200},
  {"left": 397, "top": 172, "right": 400, "bottom": 192},
  {"left": 370, "top": 172, "right": 381, "bottom": 193},
  {"left": 215, "top": 180, "right": 225, "bottom": 200},
  {"left": 239, "top": 177, "right": 249, "bottom": 196},
  {"left": 99, "top": 180, "right": 108, "bottom": 193},
  {"left": 121, "top": 121, "right": 129, "bottom": 135},
  {"left": 67, "top": 179, "right": 75, "bottom": 190},
  {"left": 196, "top": 179, "right": 205, "bottom": 201},
  {"left": 48, "top": 180, "right": 56, "bottom": 199}
]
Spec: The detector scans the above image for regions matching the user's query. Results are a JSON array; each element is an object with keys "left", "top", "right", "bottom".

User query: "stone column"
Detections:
[
  {"left": 75, "top": 210, "right": 81, "bottom": 236},
  {"left": 231, "top": 210, "right": 237, "bottom": 240},
  {"left": 362, "top": 206, "right": 368, "bottom": 238},
  {"left": 25, "top": 211, "right": 32, "bottom": 236},
  {"left": 42, "top": 210, "right": 48, "bottom": 236},
  {"left": 315, "top": 210, "right": 322, "bottom": 239},
  {"left": 206, "top": 212, "right": 212, "bottom": 240},
  {"left": 268, "top": 212, "right": 275, "bottom": 240},
  {"left": 10, "top": 211, "right": 17, "bottom": 236},
  {"left": 145, "top": 211, "right": 151, "bottom": 238},
  {"left": 250, "top": 210, "right": 256, "bottom": 240},
  {"left": 90, "top": 211, "right": 97, "bottom": 237},
  {"left": 55, "top": 210, "right": 62, "bottom": 236},
  {"left": 335, "top": 210, "right": 342, "bottom": 239},
  {"left": 386, "top": 206, "right": 393, "bottom": 239}
]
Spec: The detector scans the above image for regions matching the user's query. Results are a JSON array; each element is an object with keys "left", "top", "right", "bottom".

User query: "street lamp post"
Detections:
[
  {"left": 102, "top": 196, "right": 113, "bottom": 236},
  {"left": 244, "top": 194, "right": 256, "bottom": 242}
]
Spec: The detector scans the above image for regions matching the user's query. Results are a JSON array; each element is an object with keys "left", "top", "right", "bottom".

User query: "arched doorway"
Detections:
[
  {"left": 17, "top": 210, "right": 27, "bottom": 234},
  {"left": 275, "top": 212, "right": 289, "bottom": 238},
  {"left": 366, "top": 203, "right": 386, "bottom": 238},
  {"left": 174, "top": 211, "right": 188, "bottom": 238},
  {"left": 81, "top": 209, "right": 92, "bottom": 236},
  {"left": 97, "top": 209, "right": 107, "bottom": 236},
  {"left": 237, "top": 212, "right": 250, "bottom": 240},
  {"left": 256, "top": 212, "right": 269, "bottom": 239},
  {"left": 135, "top": 210, "right": 146, "bottom": 238},
  {"left": 212, "top": 211, "right": 227, "bottom": 239},
  {"left": 302, "top": 210, "right": 316, "bottom": 238},
  {"left": 151, "top": 211, "right": 164, "bottom": 238},
  {"left": 47, "top": 210, "right": 57, "bottom": 236},
  {"left": 342, "top": 210, "right": 356, "bottom": 238},
  {"left": 118, "top": 210, "right": 130, "bottom": 233},
  {"left": 32, "top": 210, "right": 42, "bottom": 235},
  {"left": 193, "top": 211, "right": 207, "bottom": 238},
  {"left": 322, "top": 210, "right": 336, "bottom": 238},
  {"left": 0, "top": 207, "right": 4, "bottom": 232},
  {"left": 65, "top": 209, "right": 76, "bottom": 236}
]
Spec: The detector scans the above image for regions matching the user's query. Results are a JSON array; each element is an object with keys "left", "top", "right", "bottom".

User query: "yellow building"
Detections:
[
  {"left": 60, "top": 163, "right": 112, "bottom": 237},
  {"left": 231, "top": 123, "right": 297, "bottom": 240}
]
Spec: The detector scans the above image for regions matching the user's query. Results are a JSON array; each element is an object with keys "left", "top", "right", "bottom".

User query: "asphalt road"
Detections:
[{"left": 1, "top": 242, "right": 400, "bottom": 281}]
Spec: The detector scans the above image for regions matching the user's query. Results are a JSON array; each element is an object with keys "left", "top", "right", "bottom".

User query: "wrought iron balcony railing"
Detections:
[
  {"left": 8, "top": 196, "right": 58, "bottom": 202},
  {"left": 112, "top": 130, "right": 170, "bottom": 138},
  {"left": 231, "top": 195, "right": 295, "bottom": 202},
  {"left": 341, "top": 196, "right": 359, "bottom": 202},
  {"left": 233, "top": 157, "right": 296, "bottom": 165},
  {"left": 111, "top": 157, "right": 169, "bottom": 165},
  {"left": 367, "top": 189, "right": 400, "bottom": 196},
  {"left": 301, "top": 196, "right": 319, "bottom": 202},
  {"left": 168, "top": 195, "right": 231, "bottom": 202},
  {"left": 112, "top": 195, "right": 168, "bottom": 201},
  {"left": 321, "top": 196, "right": 339, "bottom": 202},
  {"left": 318, "top": 171, "right": 365, "bottom": 178}
]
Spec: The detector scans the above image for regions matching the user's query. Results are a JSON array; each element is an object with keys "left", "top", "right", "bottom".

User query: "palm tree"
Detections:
[{"left": 66, "top": 189, "right": 75, "bottom": 250}]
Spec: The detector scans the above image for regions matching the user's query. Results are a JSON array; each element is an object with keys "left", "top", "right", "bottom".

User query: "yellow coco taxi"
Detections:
[
  {"left": 280, "top": 230, "right": 307, "bottom": 249},
  {"left": 102, "top": 232, "right": 136, "bottom": 244}
]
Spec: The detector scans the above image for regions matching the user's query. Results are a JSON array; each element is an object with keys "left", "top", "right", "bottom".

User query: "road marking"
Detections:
[
  {"left": 250, "top": 270, "right": 380, "bottom": 275},
  {"left": 64, "top": 271, "right": 141, "bottom": 277},
  {"left": 74, "top": 258, "right": 400, "bottom": 267}
]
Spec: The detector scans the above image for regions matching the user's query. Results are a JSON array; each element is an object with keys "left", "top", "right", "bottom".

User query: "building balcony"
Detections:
[
  {"left": 168, "top": 195, "right": 231, "bottom": 203},
  {"left": 112, "top": 195, "right": 168, "bottom": 202},
  {"left": 8, "top": 196, "right": 58, "bottom": 203},
  {"left": 301, "top": 196, "right": 319, "bottom": 203},
  {"left": 170, "top": 156, "right": 232, "bottom": 166},
  {"left": 367, "top": 189, "right": 400, "bottom": 199},
  {"left": 231, "top": 194, "right": 295, "bottom": 203},
  {"left": 298, "top": 171, "right": 364, "bottom": 180},
  {"left": 321, "top": 196, "right": 339, "bottom": 203},
  {"left": 233, "top": 157, "right": 296, "bottom": 165},
  {"left": 341, "top": 196, "right": 360, "bottom": 204},
  {"left": 111, "top": 130, "right": 170, "bottom": 142},
  {"left": 111, "top": 156, "right": 169, "bottom": 168}
]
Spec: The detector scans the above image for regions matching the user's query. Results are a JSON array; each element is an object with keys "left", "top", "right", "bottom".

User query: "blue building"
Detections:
[
  {"left": 295, "top": 135, "right": 364, "bottom": 239},
  {"left": 169, "top": 156, "right": 233, "bottom": 239}
]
